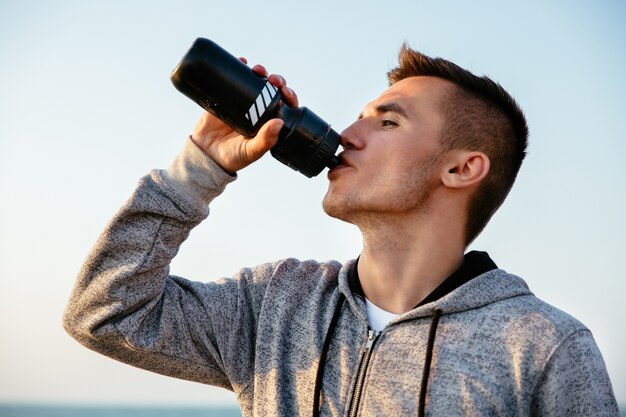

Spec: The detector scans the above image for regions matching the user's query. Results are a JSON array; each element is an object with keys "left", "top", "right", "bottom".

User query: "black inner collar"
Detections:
[{"left": 348, "top": 250, "right": 497, "bottom": 309}]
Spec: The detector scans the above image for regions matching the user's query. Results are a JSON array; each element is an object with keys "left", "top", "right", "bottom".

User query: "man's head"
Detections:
[
  {"left": 323, "top": 44, "right": 527, "bottom": 246},
  {"left": 387, "top": 44, "right": 528, "bottom": 244}
]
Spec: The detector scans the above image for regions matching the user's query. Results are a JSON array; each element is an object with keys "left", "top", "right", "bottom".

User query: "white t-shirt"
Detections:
[{"left": 365, "top": 298, "right": 400, "bottom": 332}]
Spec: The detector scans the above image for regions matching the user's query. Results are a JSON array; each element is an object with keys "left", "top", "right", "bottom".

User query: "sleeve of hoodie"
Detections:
[
  {"left": 530, "top": 329, "right": 620, "bottom": 416},
  {"left": 63, "top": 137, "right": 270, "bottom": 392}
]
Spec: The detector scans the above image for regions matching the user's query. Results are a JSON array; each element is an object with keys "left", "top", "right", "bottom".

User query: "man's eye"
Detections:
[{"left": 381, "top": 120, "right": 398, "bottom": 127}]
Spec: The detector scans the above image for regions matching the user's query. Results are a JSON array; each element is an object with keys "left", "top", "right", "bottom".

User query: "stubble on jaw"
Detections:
[{"left": 321, "top": 148, "right": 445, "bottom": 229}]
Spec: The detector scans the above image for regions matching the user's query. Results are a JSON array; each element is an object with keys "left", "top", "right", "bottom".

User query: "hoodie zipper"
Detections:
[{"left": 347, "top": 329, "right": 380, "bottom": 417}]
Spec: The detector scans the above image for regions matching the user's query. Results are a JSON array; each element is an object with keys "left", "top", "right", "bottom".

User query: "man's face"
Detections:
[{"left": 323, "top": 76, "right": 453, "bottom": 223}]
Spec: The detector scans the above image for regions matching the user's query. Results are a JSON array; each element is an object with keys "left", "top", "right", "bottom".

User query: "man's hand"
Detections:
[{"left": 190, "top": 59, "right": 299, "bottom": 174}]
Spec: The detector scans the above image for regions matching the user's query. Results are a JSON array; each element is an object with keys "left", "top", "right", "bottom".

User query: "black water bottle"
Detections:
[{"left": 170, "top": 38, "right": 341, "bottom": 177}]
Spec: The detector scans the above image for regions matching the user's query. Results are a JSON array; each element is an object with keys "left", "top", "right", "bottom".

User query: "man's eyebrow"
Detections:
[
  {"left": 358, "top": 102, "right": 409, "bottom": 119},
  {"left": 376, "top": 102, "right": 409, "bottom": 118}
]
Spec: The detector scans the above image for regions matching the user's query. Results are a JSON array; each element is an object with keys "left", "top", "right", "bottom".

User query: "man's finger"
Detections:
[
  {"left": 282, "top": 86, "right": 298, "bottom": 107},
  {"left": 268, "top": 73, "right": 286, "bottom": 87},
  {"left": 252, "top": 64, "right": 268, "bottom": 78}
]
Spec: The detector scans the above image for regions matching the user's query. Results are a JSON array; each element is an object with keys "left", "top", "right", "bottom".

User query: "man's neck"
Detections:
[{"left": 357, "top": 212, "right": 465, "bottom": 314}]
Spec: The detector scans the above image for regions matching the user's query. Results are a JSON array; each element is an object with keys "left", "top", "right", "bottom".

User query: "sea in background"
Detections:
[{"left": 0, "top": 404, "right": 242, "bottom": 417}]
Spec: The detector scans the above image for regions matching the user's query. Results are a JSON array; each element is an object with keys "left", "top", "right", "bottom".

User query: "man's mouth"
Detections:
[
  {"left": 327, "top": 153, "right": 351, "bottom": 179},
  {"left": 337, "top": 152, "right": 352, "bottom": 167}
]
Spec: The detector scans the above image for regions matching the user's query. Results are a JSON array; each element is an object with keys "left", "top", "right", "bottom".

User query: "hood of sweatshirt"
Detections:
[
  {"left": 324, "top": 253, "right": 535, "bottom": 417},
  {"left": 336, "top": 252, "right": 533, "bottom": 323}
]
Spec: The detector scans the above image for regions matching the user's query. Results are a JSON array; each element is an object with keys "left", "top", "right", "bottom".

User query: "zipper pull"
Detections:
[{"left": 365, "top": 330, "right": 378, "bottom": 350}]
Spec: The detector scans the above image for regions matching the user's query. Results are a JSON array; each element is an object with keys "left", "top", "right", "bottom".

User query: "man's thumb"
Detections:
[{"left": 249, "top": 119, "right": 283, "bottom": 157}]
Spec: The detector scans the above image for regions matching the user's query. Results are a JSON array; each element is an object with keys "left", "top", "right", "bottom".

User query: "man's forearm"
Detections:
[{"left": 63, "top": 138, "right": 237, "bottom": 386}]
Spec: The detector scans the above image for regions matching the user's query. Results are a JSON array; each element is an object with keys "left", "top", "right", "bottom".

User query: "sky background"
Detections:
[{"left": 0, "top": 0, "right": 624, "bottom": 408}]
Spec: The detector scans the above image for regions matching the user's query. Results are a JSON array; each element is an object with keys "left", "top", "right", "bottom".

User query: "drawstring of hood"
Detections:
[
  {"left": 312, "top": 293, "right": 443, "bottom": 417},
  {"left": 313, "top": 254, "right": 489, "bottom": 415},
  {"left": 418, "top": 308, "right": 442, "bottom": 417},
  {"left": 312, "top": 293, "right": 345, "bottom": 417}
]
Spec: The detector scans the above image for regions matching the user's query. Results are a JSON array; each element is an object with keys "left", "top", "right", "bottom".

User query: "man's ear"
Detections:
[{"left": 441, "top": 151, "right": 490, "bottom": 189}]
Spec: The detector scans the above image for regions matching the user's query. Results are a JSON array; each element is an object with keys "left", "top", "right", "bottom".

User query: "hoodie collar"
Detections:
[
  {"left": 338, "top": 251, "right": 532, "bottom": 319},
  {"left": 348, "top": 251, "right": 497, "bottom": 306}
]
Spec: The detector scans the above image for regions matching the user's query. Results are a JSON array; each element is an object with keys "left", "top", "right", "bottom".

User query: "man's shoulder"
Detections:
[
  {"left": 482, "top": 270, "right": 590, "bottom": 342},
  {"left": 252, "top": 258, "right": 355, "bottom": 328},
  {"left": 442, "top": 268, "right": 590, "bottom": 342},
  {"left": 269, "top": 257, "right": 345, "bottom": 275},
  {"left": 258, "top": 257, "right": 350, "bottom": 291}
]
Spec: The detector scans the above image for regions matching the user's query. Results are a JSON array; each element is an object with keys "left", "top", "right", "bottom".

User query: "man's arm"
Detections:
[
  {"left": 63, "top": 63, "right": 297, "bottom": 390},
  {"left": 530, "top": 329, "right": 619, "bottom": 416},
  {"left": 63, "top": 139, "right": 242, "bottom": 388}
]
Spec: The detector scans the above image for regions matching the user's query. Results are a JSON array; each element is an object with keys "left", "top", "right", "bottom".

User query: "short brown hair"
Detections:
[{"left": 387, "top": 44, "right": 528, "bottom": 245}]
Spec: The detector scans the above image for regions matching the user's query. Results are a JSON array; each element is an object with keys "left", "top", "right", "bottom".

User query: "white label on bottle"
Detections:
[{"left": 245, "top": 81, "right": 277, "bottom": 126}]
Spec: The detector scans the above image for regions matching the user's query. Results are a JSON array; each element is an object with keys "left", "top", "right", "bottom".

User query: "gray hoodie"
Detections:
[{"left": 63, "top": 139, "right": 618, "bottom": 416}]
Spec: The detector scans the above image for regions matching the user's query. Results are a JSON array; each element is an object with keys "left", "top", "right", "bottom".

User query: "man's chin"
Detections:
[
  {"left": 322, "top": 195, "right": 356, "bottom": 224},
  {"left": 321, "top": 196, "right": 340, "bottom": 218}
]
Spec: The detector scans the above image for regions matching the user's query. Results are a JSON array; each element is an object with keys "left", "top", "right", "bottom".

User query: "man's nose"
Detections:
[{"left": 339, "top": 121, "right": 365, "bottom": 150}]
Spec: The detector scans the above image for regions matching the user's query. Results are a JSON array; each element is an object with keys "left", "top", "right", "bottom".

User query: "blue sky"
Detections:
[{"left": 1, "top": 0, "right": 624, "bottom": 407}]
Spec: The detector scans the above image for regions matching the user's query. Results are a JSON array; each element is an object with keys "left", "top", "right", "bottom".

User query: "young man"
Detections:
[{"left": 64, "top": 45, "right": 618, "bottom": 416}]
